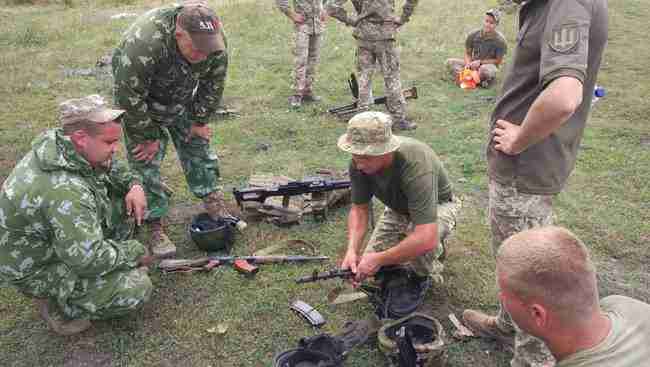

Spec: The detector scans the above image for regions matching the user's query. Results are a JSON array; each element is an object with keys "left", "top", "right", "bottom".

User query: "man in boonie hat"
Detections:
[
  {"left": 113, "top": 1, "right": 236, "bottom": 259},
  {"left": 337, "top": 111, "right": 461, "bottom": 319},
  {"left": 0, "top": 95, "right": 153, "bottom": 336}
]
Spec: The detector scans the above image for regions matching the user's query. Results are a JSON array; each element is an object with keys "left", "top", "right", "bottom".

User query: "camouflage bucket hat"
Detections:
[
  {"left": 178, "top": 4, "right": 226, "bottom": 54},
  {"left": 378, "top": 313, "right": 448, "bottom": 367},
  {"left": 59, "top": 95, "right": 125, "bottom": 126},
  {"left": 337, "top": 111, "right": 401, "bottom": 156}
]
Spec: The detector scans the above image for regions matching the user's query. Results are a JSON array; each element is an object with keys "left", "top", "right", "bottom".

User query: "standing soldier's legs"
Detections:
[
  {"left": 356, "top": 43, "right": 377, "bottom": 110},
  {"left": 489, "top": 179, "right": 555, "bottom": 367},
  {"left": 303, "top": 32, "right": 323, "bottom": 101},
  {"left": 167, "top": 119, "right": 229, "bottom": 220},
  {"left": 464, "top": 179, "right": 555, "bottom": 367},
  {"left": 380, "top": 41, "right": 406, "bottom": 120},
  {"left": 124, "top": 131, "right": 171, "bottom": 220},
  {"left": 290, "top": 27, "right": 311, "bottom": 107},
  {"left": 124, "top": 129, "right": 175, "bottom": 258}
]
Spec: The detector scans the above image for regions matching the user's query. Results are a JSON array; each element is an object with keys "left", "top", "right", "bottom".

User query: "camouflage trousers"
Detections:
[
  {"left": 365, "top": 197, "right": 461, "bottom": 279},
  {"left": 488, "top": 179, "right": 555, "bottom": 367},
  {"left": 292, "top": 26, "right": 322, "bottom": 95},
  {"left": 125, "top": 117, "right": 221, "bottom": 220},
  {"left": 14, "top": 201, "right": 152, "bottom": 321},
  {"left": 445, "top": 58, "right": 498, "bottom": 82},
  {"left": 356, "top": 39, "right": 406, "bottom": 122}
]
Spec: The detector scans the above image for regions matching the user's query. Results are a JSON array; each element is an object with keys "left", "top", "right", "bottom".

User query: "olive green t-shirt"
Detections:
[
  {"left": 465, "top": 29, "right": 508, "bottom": 62},
  {"left": 487, "top": 0, "right": 608, "bottom": 194},
  {"left": 557, "top": 295, "right": 650, "bottom": 367},
  {"left": 350, "top": 137, "right": 452, "bottom": 225}
]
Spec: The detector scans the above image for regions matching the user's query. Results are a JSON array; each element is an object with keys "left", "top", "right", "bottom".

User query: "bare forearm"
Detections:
[
  {"left": 517, "top": 77, "right": 583, "bottom": 151},
  {"left": 347, "top": 204, "right": 369, "bottom": 255},
  {"left": 480, "top": 58, "right": 501, "bottom": 66}
]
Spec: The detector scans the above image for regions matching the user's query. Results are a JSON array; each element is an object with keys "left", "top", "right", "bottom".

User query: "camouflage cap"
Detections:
[
  {"left": 337, "top": 111, "right": 400, "bottom": 156},
  {"left": 178, "top": 4, "right": 226, "bottom": 54},
  {"left": 58, "top": 95, "right": 125, "bottom": 126},
  {"left": 486, "top": 8, "right": 501, "bottom": 24}
]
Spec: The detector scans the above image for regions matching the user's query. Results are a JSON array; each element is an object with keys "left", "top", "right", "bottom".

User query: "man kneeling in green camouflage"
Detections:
[
  {"left": 337, "top": 111, "right": 461, "bottom": 319},
  {"left": 0, "top": 95, "right": 153, "bottom": 336}
]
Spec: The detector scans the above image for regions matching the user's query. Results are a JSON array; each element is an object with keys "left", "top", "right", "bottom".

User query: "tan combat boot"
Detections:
[
  {"left": 148, "top": 219, "right": 176, "bottom": 259},
  {"left": 462, "top": 309, "right": 515, "bottom": 348},
  {"left": 203, "top": 191, "right": 247, "bottom": 231},
  {"left": 35, "top": 299, "right": 91, "bottom": 336}
]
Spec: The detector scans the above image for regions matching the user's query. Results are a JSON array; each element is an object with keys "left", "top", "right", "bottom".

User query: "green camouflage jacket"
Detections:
[
  {"left": 0, "top": 129, "right": 146, "bottom": 299},
  {"left": 112, "top": 5, "right": 229, "bottom": 143},
  {"left": 327, "top": 0, "right": 418, "bottom": 41}
]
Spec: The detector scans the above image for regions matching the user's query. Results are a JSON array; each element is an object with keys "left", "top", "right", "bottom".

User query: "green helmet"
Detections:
[
  {"left": 188, "top": 213, "right": 235, "bottom": 252},
  {"left": 378, "top": 313, "right": 447, "bottom": 367}
]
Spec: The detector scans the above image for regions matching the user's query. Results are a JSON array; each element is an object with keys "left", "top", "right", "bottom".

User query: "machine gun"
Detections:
[
  {"left": 233, "top": 178, "right": 351, "bottom": 221},
  {"left": 159, "top": 255, "right": 329, "bottom": 275},
  {"left": 328, "top": 73, "right": 418, "bottom": 119},
  {"left": 295, "top": 265, "right": 403, "bottom": 284}
]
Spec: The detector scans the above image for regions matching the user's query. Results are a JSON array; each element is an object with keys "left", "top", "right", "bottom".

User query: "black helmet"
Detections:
[
  {"left": 273, "top": 348, "right": 341, "bottom": 367},
  {"left": 188, "top": 213, "right": 236, "bottom": 252}
]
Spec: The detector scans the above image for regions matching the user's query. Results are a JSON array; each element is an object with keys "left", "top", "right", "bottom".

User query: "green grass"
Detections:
[{"left": 0, "top": 0, "right": 648, "bottom": 366}]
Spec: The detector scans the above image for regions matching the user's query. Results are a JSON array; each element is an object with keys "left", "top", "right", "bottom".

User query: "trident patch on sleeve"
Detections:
[{"left": 549, "top": 23, "right": 580, "bottom": 53}]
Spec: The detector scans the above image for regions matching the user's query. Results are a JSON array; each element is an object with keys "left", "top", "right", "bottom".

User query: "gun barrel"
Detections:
[
  {"left": 209, "top": 255, "right": 329, "bottom": 265},
  {"left": 295, "top": 268, "right": 354, "bottom": 283}
]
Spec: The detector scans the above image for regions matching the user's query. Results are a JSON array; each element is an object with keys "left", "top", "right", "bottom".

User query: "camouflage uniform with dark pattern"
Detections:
[
  {"left": 276, "top": 0, "right": 326, "bottom": 96},
  {"left": 112, "top": 4, "right": 228, "bottom": 220},
  {"left": 327, "top": 0, "right": 418, "bottom": 123},
  {"left": 0, "top": 129, "right": 152, "bottom": 320}
]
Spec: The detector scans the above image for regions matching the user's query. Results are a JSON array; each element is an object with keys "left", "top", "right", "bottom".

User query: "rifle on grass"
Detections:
[
  {"left": 160, "top": 255, "right": 329, "bottom": 275},
  {"left": 233, "top": 178, "right": 351, "bottom": 210},
  {"left": 328, "top": 73, "right": 418, "bottom": 119},
  {"left": 295, "top": 265, "right": 403, "bottom": 284}
]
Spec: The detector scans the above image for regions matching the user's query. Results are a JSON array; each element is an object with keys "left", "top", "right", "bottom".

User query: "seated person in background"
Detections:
[
  {"left": 446, "top": 9, "right": 507, "bottom": 87},
  {"left": 0, "top": 95, "right": 152, "bottom": 336},
  {"left": 497, "top": 226, "right": 650, "bottom": 367}
]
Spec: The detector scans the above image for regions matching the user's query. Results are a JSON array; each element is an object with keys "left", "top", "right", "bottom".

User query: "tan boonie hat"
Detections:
[
  {"left": 59, "top": 95, "right": 124, "bottom": 126},
  {"left": 178, "top": 4, "right": 226, "bottom": 54},
  {"left": 486, "top": 8, "right": 501, "bottom": 24},
  {"left": 337, "top": 111, "right": 401, "bottom": 156}
]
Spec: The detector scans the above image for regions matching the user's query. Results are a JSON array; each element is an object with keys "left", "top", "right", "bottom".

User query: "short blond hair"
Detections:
[{"left": 497, "top": 226, "right": 599, "bottom": 323}]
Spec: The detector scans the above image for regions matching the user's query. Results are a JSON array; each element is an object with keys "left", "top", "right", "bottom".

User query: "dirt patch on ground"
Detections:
[{"left": 63, "top": 336, "right": 112, "bottom": 367}]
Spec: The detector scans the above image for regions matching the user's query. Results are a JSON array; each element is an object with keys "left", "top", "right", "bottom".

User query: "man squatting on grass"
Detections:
[
  {"left": 462, "top": 0, "right": 609, "bottom": 366},
  {"left": 337, "top": 111, "right": 461, "bottom": 318},
  {"left": 276, "top": 0, "right": 328, "bottom": 109},
  {"left": 112, "top": 2, "right": 234, "bottom": 259},
  {"left": 497, "top": 226, "right": 650, "bottom": 367},
  {"left": 445, "top": 8, "right": 507, "bottom": 87},
  {"left": 0, "top": 95, "right": 153, "bottom": 336}
]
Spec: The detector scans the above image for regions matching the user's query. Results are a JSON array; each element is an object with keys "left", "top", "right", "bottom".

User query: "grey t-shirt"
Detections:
[
  {"left": 465, "top": 29, "right": 508, "bottom": 61},
  {"left": 350, "top": 137, "right": 452, "bottom": 225},
  {"left": 487, "top": 0, "right": 608, "bottom": 194},
  {"left": 558, "top": 295, "right": 650, "bottom": 367}
]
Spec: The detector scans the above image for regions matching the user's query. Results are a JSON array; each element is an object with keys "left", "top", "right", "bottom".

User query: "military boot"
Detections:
[
  {"left": 301, "top": 94, "right": 322, "bottom": 103},
  {"left": 35, "top": 299, "right": 91, "bottom": 336},
  {"left": 392, "top": 119, "right": 418, "bottom": 131},
  {"left": 462, "top": 309, "right": 515, "bottom": 348},
  {"left": 288, "top": 95, "right": 302, "bottom": 108},
  {"left": 148, "top": 219, "right": 176, "bottom": 259}
]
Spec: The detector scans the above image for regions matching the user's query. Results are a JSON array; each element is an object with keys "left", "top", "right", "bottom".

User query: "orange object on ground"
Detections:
[{"left": 458, "top": 67, "right": 481, "bottom": 89}]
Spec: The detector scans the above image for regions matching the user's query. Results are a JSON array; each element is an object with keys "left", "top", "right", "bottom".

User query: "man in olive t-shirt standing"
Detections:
[
  {"left": 337, "top": 111, "right": 461, "bottom": 318},
  {"left": 497, "top": 226, "right": 650, "bottom": 367},
  {"left": 462, "top": 0, "right": 608, "bottom": 366},
  {"left": 446, "top": 8, "right": 507, "bottom": 86}
]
